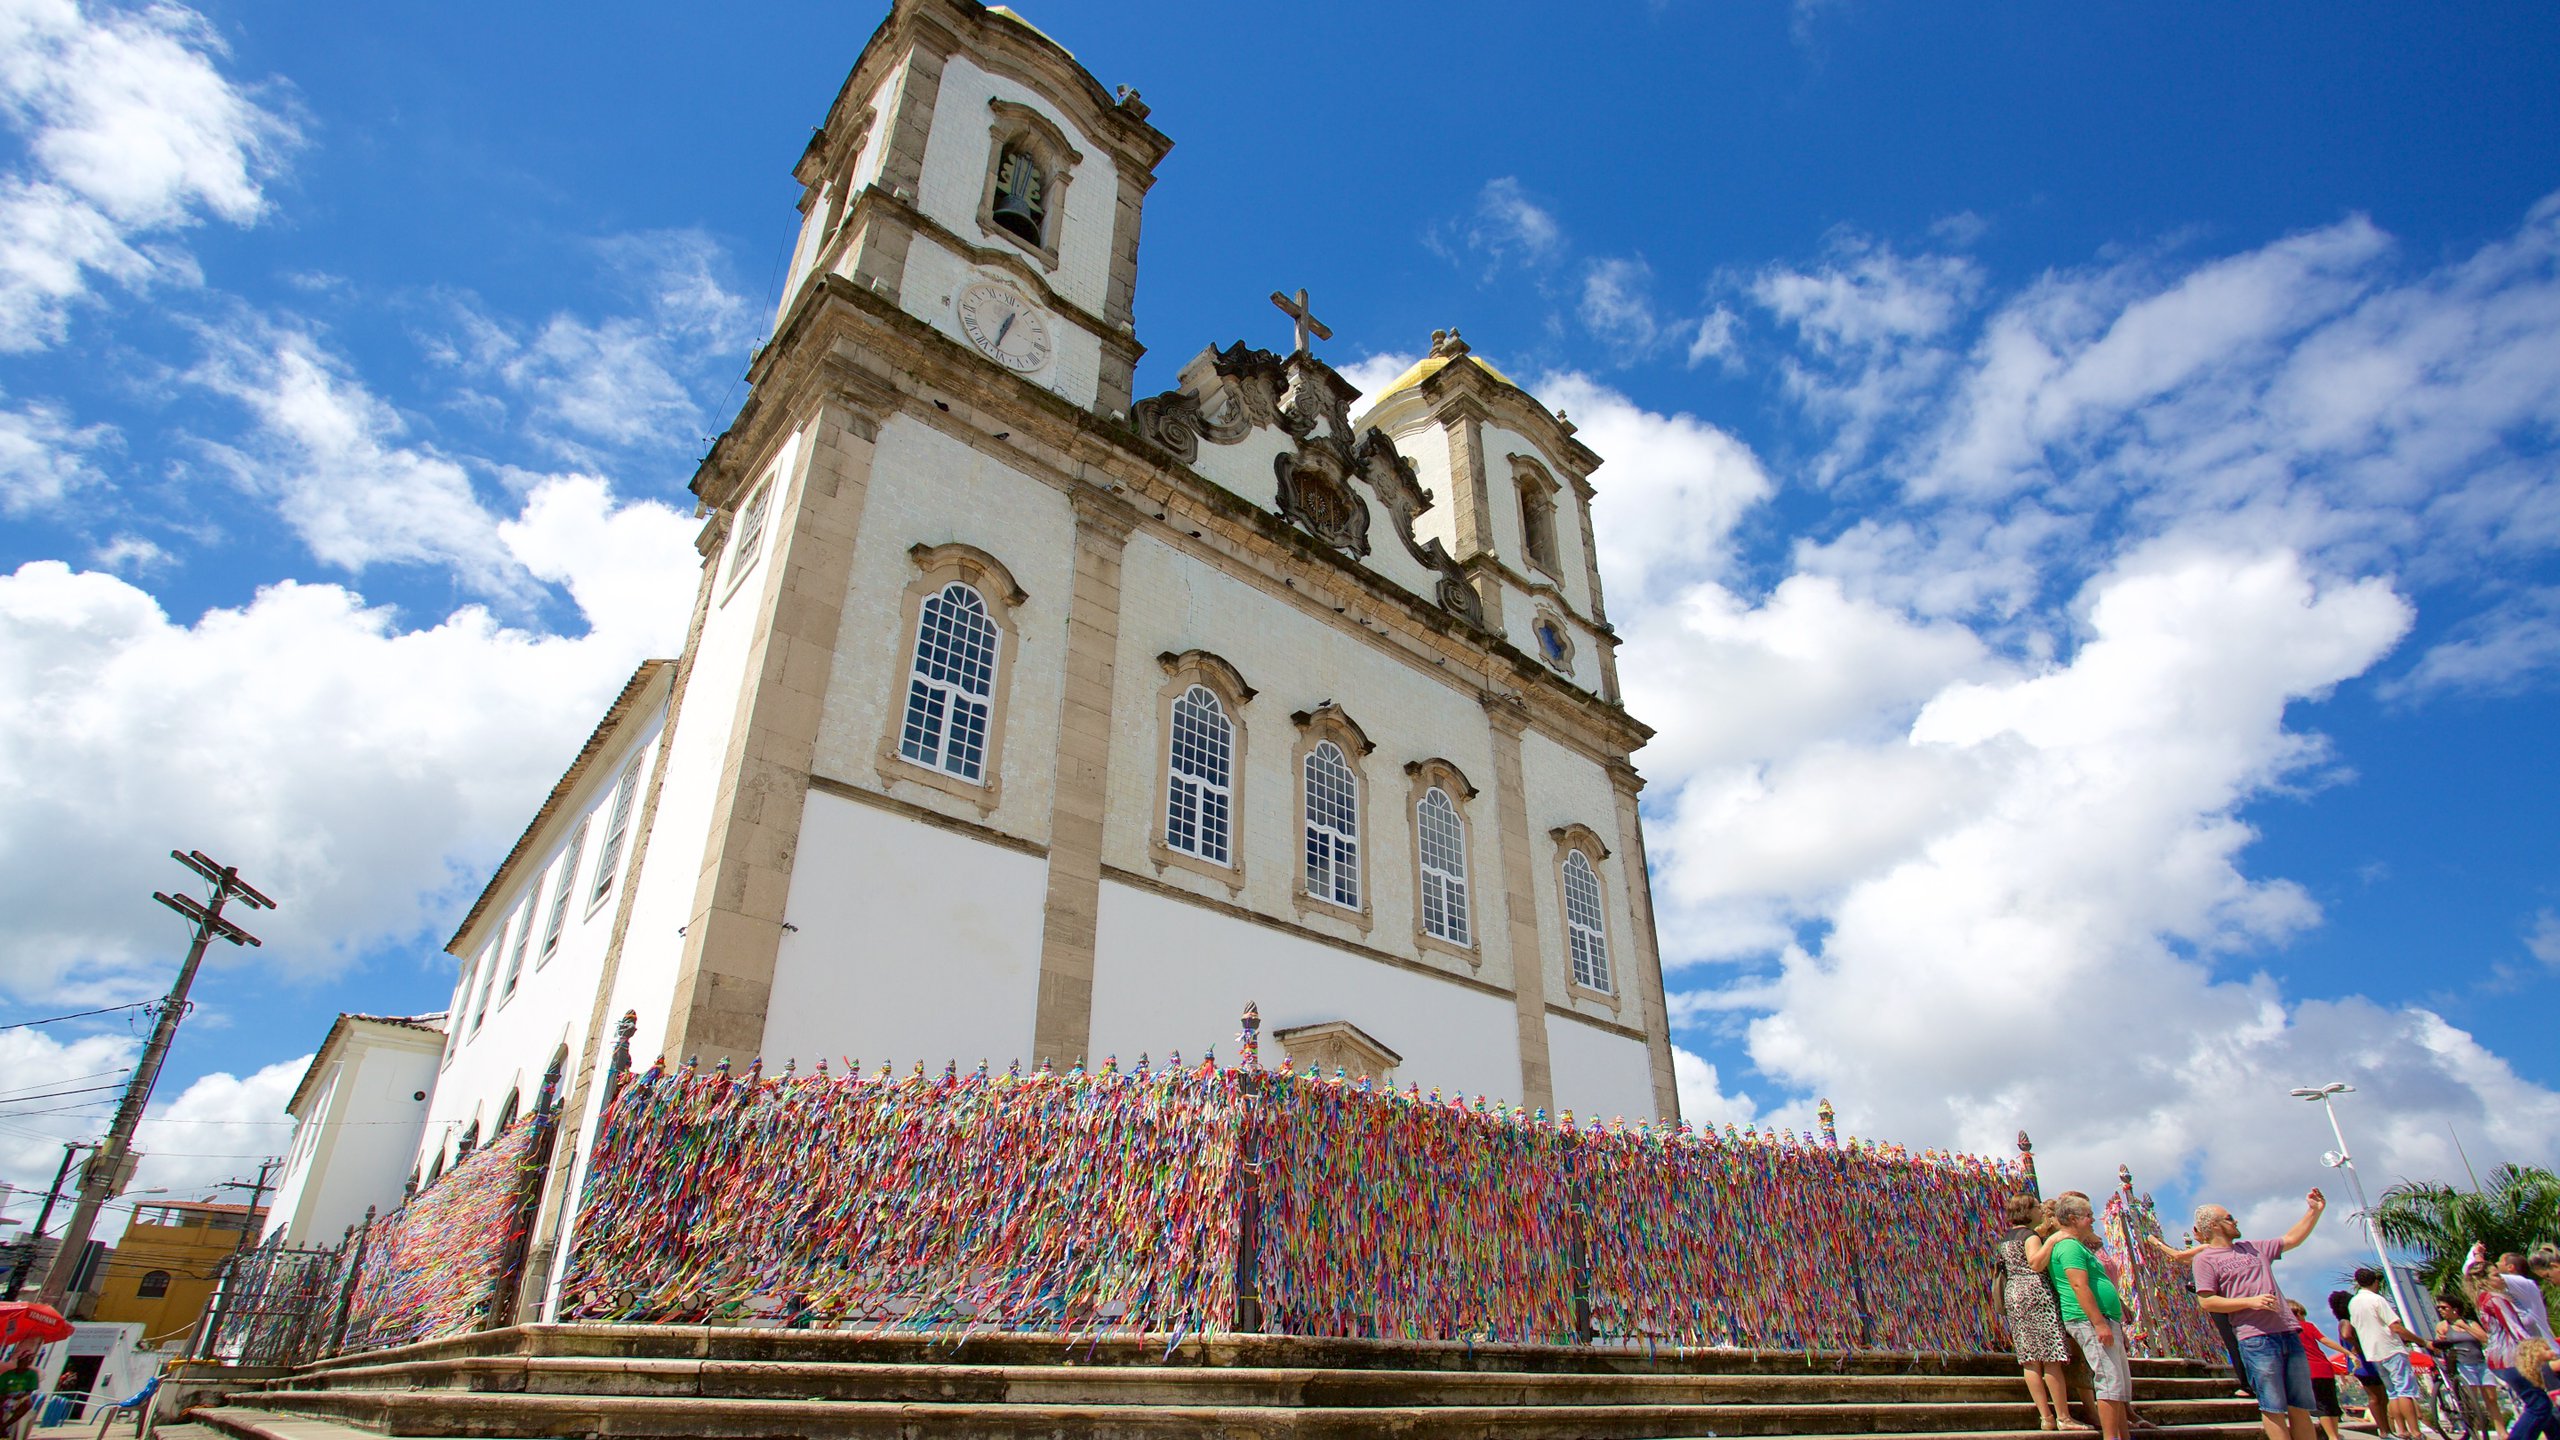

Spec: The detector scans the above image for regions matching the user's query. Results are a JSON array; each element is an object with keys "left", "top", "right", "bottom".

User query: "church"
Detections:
[{"left": 416, "top": 0, "right": 1678, "bottom": 1290}]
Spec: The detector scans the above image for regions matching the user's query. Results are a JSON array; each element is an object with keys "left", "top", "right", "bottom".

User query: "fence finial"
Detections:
[
  {"left": 1239, "top": 1000, "right": 1262, "bottom": 1072},
  {"left": 605, "top": 1010, "right": 640, "bottom": 1097},
  {"left": 1817, "top": 1098, "right": 1838, "bottom": 1147}
]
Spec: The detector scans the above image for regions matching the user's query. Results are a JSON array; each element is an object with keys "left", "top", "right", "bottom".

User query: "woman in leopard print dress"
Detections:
[{"left": 1998, "top": 1193, "right": 2084, "bottom": 1431}]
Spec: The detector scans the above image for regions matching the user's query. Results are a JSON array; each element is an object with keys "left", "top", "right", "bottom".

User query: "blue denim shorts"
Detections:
[
  {"left": 2375, "top": 1350, "right": 2418, "bottom": 1401},
  {"left": 2237, "top": 1330, "right": 2318, "bottom": 1414}
]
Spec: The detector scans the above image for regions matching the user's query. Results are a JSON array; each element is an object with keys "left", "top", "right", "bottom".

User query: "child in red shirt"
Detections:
[{"left": 2290, "top": 1300, "right": 2351, "bottom": 1440}]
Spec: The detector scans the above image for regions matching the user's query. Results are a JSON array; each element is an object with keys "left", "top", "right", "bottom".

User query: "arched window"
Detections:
[
  {"left": 977, "top": 101, "right": 1080, "bottom": 269},
  {"left": 1562, "top": 849, "right": 1612, "bottom": 993},
  {"left": 1520, "top": 485, "right": 1558, "bottom": 572},
  {"left": 491, "top": 1087, "right": 521, "bottom": 1135},
  {"left": 1417, "top": 787, "right": 1470, "bottom": 946},
  {"left": 1166, "top": 685, "right": 1235, "bottom": 866},
  {"left": 1302, "top": 742, "right": 1359, "bottom": 909},
  {"left": 899, "top": 582, "right": 999, "bottom": 782},
  {"left": 136, "top": 1270, "right": 170, "bottom": 1299}
]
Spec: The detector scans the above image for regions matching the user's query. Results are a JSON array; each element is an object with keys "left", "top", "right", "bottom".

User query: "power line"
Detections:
[
  {"left": 0, "top": 1083, "right": 132, "bottom": 1108},
  {"left": 0, "top": 1002, "right": 154, "bottom": 1032},
  {"left": 0, "top": 1069, "right": 131, "bottom": 1102}
]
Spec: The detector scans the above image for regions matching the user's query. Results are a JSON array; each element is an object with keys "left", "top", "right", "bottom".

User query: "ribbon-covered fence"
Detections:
[
  {"left": 555, "top": 1033, "right": 2088, "bottom": 1353},
  {"left": 2103, "top": 1186, "right": 2224, "bottom": 1364},
  {"left": 339, "top": 1116, "right": 551, "bottom": 1351}
]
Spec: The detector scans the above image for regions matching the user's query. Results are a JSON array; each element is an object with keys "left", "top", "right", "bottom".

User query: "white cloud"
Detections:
[
  {"left": 0, "top": 0, "right": 295, "bottom": 349},
  {"left": 0, "top": 393, "right": 112, "bottom": 512},
  {"left": 2387, "top": 586, "right": 2560, "bottom": 701},
  {"left": 1579, "top": 256, "right": 1665, "bottom": 360},
  {"left": 1433, "top": 176, "right": 1565, "bottom": 279},
  {"left": 0, "top": 472, "right": 697, "bottom": 1005},
  {"left": 189, "top": 317, "right": 532, "bottom": 595},
  {"left": 1685, "top": 304, "right": 1740, "bottom": 371},
  {"left": 126, "top": 1056, "right": 307, "bottom": 1203},
  {"left": 2529, "top": 911, "right": 2560, "bottom": 970},
  {"left": 89, "top": 531, "right": 164, "bottom": 572},
  {"left": 437, "top": 230, "right": 757, "bottom": 462},
  {"left": 1536, "top": 370, "right": 1775, "bottom": 607},
  {"left": 1672, "top": 1047, "right": 1759, "bottom": 1127}
]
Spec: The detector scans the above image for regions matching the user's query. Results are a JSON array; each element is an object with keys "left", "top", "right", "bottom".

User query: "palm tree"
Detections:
[{"left": 2368, "top": 1164, "right": 2560, "bottom": 1294}]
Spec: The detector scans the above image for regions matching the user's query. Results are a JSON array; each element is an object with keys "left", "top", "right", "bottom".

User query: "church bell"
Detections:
[{"left": 991, "top": 153, "right": 1045, "bottom": 245}]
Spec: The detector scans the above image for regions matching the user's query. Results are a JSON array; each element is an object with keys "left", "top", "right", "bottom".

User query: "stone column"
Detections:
[
  {"left": 1030, "top": 492, "right": 1140, "bottom": 1068},
  {"left": 1610, "top": 763, "right": 1681, "bottom": 1122},
  {"left": 665, "top": 384, "right": 886, "bottom": 1064},
  {"left": 1485, "top": 696, "right": 1554, "bottom": 1113}
]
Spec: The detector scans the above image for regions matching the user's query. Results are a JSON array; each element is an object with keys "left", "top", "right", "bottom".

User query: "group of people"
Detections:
[{"left": 1997, "top": 1186, "right": 2560, "bottom": 1440}]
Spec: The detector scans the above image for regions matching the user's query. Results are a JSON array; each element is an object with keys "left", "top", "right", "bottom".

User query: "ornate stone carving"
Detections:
[
  {"left": 1274, "top": 448, "right": 1371, "bottom": 556},
  {"left": 1130, "top": 341, "right": 1487, "bottom": 630},
  {"left": 1130, "top": 343, "right": 1297, "bottom": 462},
  {"left": 1353, "top": 428, "right": 1485, "bottom": 628}
]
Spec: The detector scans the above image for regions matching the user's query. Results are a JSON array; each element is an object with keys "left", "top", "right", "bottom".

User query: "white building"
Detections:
[
  {"left": 418, "top": 0, "right": 1682, "bottom": 1318},
  {"left": 263, "top": 1015, "right": 444, "bottom": 1246}
]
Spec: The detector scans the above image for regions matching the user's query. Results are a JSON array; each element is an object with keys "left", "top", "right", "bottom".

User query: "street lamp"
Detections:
[{"left": 2291, "top": 1082, "right": 2421, "bottom": 1325}]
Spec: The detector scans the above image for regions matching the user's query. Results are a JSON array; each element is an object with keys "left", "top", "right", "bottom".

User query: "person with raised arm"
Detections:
[{"left": 2186, "top": 1190, "right": 2327, "bottom": 1440}]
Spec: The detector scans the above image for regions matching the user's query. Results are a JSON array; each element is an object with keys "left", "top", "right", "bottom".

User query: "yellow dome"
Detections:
[{"left": 1365, "top": 351, "right": 1519, "bottom": 405}]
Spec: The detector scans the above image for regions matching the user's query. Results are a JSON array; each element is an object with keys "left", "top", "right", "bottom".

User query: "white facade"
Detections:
[
  {"left": 391, "top": 0, "right": 1683, "bottom": 1318},
  {"left": 264, "top": 1015, "right": 443, "bottom": 1245}
]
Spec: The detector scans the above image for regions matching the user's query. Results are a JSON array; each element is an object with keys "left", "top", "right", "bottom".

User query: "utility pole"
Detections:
[
  {"left": 39, "top": 851, "right": 272, "bottom": 1308},
  {"left": 5, "top": 1141, "right": 91, "bottom": 1299},
  {"left": 212, "top": 1159, "right": 282, "bottom": 1249}
]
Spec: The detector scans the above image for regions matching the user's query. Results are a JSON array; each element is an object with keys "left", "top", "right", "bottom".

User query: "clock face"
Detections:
[{"left": 955, "top": 282, "right": 1054, "bottom": 374}]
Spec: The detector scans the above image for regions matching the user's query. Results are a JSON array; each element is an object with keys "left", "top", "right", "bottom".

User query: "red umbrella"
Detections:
[{"left": 0, "top": 1302, "right": 75, "bottom": 1349}]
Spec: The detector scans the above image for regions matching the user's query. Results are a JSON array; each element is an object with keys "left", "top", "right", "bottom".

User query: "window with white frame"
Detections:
[
  {"left": 539, "top": 819, "right": 587, "bottom": 964},
  {"left": 589, "top": 756, "right": 643, "bottom": 907},
  {"left": 1302, "top": 741, "right": 1359, "bottom": 908},
  {"left": 899, "top": 582, "right": 999, "bottom": 782},
  {"left": 467, "top": 936, "right": 500, "bottom": 1036},
  {"left": 1165, "top": 685, "right": 1234, "bottom": 866},
  {"left": 727, "top": 481, "right": 773, "bottom": 588},
  {"left": 1417, "top": 787, "right": 1471, "bottom": 946},
  {"left": 1562, "top": 849, "right": 1611, "bottom": 993},
  {"left": 498, "top": 894, "right": 534, "bottom": 1002}
]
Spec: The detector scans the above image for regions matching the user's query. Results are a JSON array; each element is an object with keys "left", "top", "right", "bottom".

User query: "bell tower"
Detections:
[{"left": 772, "top": 1, "right": 1172, "bottom": 416}]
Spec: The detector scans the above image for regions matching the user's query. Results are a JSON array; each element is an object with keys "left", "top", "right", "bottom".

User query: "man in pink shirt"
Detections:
[{"left": 2190, "top": 1189, "right": 2328, "bottom": 1440}]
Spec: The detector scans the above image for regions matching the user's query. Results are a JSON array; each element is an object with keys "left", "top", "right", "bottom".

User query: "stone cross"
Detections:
[{"left": 1269, "top": 287, "right": 1332, "bottom": 356}]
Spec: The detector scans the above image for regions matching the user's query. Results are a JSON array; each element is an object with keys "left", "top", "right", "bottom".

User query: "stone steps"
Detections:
[
  {"left": 200, "top": 1395, "right": 2268, "bottom": 1440},
  {"left": 198, "top": 1323, "right": 2268, "bottom": 1439},
  {"left": 264, "top": 1353, "right": 2247, "bottom": 1408}
]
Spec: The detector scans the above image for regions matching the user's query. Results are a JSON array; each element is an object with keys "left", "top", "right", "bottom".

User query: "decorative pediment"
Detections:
[
  {"left": 1273, "top": 1019, "right": 1402, "bottom": 1082},
  {"left": 1127, "top": 330, "right": 1487, "bottom": 630}
]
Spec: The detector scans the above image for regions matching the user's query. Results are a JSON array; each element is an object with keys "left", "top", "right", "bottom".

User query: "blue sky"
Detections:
[{"left": 3, "top": 0, "right": 2557, "bottom": 1275}]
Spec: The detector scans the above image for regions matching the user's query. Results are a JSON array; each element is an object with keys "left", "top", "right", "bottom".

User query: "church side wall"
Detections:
[
  {"left": 1101, "top": 537, "right": 1516, "bottom": 999},
  {"left": 1518, "top": 726, "right": 1646, "bottom": 1020},
  {"left": 760, "top": 787, "right": 1047, "bottom": 1070},
  {"left": 807, "top": 414, "right": 1075, "bottom": 843},
  {"left": 1089, "top": 880, "right": 1524, "bottom": 1100},
  {"left": 1542, "top": 1009, "right": 1660, "bottom": 1122},
  {"left": 420, "top": 705, "right": 665, "bottom": 1178},
  {"left": 597, "top": 432, "right": 810, "bottom": 1070}
]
